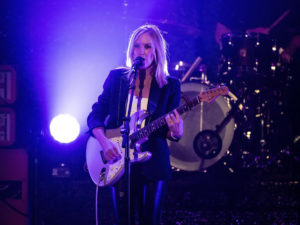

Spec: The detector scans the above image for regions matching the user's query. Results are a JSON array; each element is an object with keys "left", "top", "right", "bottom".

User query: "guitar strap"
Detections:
[{"left": 137, "top": 70, "right": 146, "bottom": 117}]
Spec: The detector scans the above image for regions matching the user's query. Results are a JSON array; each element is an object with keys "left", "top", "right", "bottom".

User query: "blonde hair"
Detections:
[{"left": 126, "top": 24, "right": 169, "bottom": 88}]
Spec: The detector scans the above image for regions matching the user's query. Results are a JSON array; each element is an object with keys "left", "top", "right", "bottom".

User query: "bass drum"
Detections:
[{"left": 169, "top": 82, "right": 235, "bottom": 171}]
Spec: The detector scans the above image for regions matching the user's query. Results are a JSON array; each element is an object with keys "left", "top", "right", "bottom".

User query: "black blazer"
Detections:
[{"left": 87, "top": 68, "right": 181, "bottom": 180}]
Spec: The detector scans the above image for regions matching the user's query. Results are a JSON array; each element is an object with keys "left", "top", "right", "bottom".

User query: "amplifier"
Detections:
[
  {"left": 0, "top": 149, "right": 28, "bottom": 225},
  {"left": 0, "top": 108, "right": 15, "bottom": 146},
  {"left": 0, "top": 65, "right": 16, "bottom": 105}
]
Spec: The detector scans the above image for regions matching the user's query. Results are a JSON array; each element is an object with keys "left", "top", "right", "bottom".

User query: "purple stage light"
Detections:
[{"left": 49, "top": 114, "right": 80, "bottom": 143}]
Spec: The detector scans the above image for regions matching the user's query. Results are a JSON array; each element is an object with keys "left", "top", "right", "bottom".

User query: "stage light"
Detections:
[
  {"left": 49, "top": 114, "right": 80, "bottom": 143},
  {"left": 271, "top": 64, "right": 276, "bottom": 71}
]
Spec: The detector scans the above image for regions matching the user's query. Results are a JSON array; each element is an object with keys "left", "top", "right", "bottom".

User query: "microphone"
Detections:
[{"left": 132, "top": 56, "right": 144, "bottom": 71}]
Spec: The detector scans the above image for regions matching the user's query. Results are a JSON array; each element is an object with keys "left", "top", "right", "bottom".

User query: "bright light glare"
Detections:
[{"left": 50, "top": 114, "right": 80, "bottom": 143}]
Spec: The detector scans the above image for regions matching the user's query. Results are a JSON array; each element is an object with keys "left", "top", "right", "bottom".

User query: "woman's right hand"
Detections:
[
  {"left": 92, "top": 127, "right": 122, "bottom": 163},
  {"left": 100, "top": 137, "right": 122, "bottom": 163}
]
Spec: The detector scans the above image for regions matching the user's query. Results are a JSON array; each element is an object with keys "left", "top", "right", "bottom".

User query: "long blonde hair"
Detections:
[{"left": 126, "top": 24, "right": 169, "bottom": 88}]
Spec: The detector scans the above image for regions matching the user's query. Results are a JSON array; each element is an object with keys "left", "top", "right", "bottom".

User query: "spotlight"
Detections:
[
  {"left": 271, "top": 64, "right": 276, "bottom": 71},
  {"left": 49, "top": 114, "right": 80, "bottom": 143}
]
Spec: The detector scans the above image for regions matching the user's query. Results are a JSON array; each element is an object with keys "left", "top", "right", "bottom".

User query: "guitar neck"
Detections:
[
  {"left": 129, "top": 94, "right": 201, "bottom": 142},
  {"left": 129, "top": 86, "right": 226, "bottom": 142}
]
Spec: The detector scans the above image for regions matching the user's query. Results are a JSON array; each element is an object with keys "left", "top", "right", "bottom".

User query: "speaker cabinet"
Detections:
[{"left": 0, "top": 149, "right": 28, "bottom": 225}]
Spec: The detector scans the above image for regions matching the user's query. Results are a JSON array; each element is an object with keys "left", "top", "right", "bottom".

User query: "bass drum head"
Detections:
[{"left": 169, "top": 82, "right": 235, "bottom": 171}]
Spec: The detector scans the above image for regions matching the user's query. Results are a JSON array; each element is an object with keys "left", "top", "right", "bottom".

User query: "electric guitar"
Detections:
[{"left": 86, "top": 85, "right": 229, "bottom": 187}]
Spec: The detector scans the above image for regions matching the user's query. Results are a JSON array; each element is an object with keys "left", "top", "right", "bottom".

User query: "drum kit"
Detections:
[{"left": 169, "top": 31, "right": 293, "bottom": 172}]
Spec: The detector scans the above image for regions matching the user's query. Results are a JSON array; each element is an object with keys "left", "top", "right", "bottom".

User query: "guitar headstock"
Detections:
[{"left": 200, "top": 86, "right": 229, "bottom": 103}]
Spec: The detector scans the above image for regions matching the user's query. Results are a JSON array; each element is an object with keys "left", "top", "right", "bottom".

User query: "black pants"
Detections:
[{"left": 111, "top": 166, "right": 168, "bottom": 225}]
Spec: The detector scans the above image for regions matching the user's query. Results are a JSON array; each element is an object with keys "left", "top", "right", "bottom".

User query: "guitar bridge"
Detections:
[{"left": 98, "top": 168, "right": 106, "bottom": 183}]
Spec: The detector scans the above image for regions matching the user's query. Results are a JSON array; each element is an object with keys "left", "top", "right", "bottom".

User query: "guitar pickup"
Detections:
[
  {"left": 100, "top": 150, "right": 120, "bottom": 164},
  {"left": 100, "top": 151, "right": 108, "bottom": 164}
]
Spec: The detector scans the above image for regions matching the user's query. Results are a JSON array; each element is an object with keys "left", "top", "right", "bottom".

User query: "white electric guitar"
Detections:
[{"left": 86, "top": 86, "right": 229, "bottom": 187}]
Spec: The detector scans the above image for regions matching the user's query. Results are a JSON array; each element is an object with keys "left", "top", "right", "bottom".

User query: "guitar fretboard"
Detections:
[{"left": 129, "top": 86, "right": 227, "bottom": 142}]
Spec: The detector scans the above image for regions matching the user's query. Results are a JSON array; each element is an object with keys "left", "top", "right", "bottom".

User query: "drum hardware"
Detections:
[
  {"left": 171, "top": 36, "right": 292, "bottom": 171},
  {"left": 188, "top": 64, "right": 211, "bottom": 86},
  {"left": 236, "top": 83, "right": 293, "bottom": 169},
  {"left": 198, "top": 64, "right": 209, "bottom": 84},
  {"left": 169, "top": 82, "right": 236, "bottom": 171},
  {"left": 193, "top": 98, "right": 241, "bottom": 161},
  {"left": 247, "top": 92, "right": 273, "bottom": 169},
  {"left": 172, "top": 79, "right": 290, "bottom": 171},
  {"left": 210, "top": 85, "right": 268, "bottom": 169},
  {"left": 193, "top": 130, "right": 222, "bottom": 159},
  {"left": 189, "top": 68, "right": 214, "bottom": 86},
  {"left": 219, "top": 32, "right": 281, "bottom": 82},
  {"left": 181, "top": 56, "right": 202, "bottom": 83}
]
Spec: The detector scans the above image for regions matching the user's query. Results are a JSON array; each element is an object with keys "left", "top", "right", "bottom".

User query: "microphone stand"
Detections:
[{"left": 121, "top": 67, "right": 138, "bottom": 225}]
